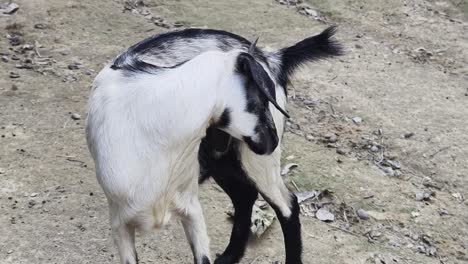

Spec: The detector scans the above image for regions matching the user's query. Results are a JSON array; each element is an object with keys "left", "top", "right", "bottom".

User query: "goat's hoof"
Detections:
[{"left": 214, "top": 254, "right": 236, "bottom": 264}]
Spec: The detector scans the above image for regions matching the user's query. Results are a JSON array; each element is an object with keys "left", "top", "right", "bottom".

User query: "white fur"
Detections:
[
  {"left": 240, "top": 84, "right": 293, "bottom": 218},
  {"left": 86, "top": 50, "right": 264, "bottom": 264}
]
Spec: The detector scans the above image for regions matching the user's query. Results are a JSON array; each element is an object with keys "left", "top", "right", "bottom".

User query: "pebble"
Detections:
[
  {"left": 63, "top": 75, "right": 77, "bottom": 82},
  {"left": 68, "top": 63, "right": 80, "bottom": 70},
  {"left": 71, "top": 113, "right": 81, "bottom": 120},
  {"left": 370, "top": 145, "right": 379, "bottom": 152},
  {"left": 438, "top": 208, "right": 449, "bottom": 216},
  {"left": 324, "top": 132, "right": 338, "bottom": 143},
  {"left": 415, "top": 191, "right": 433, "bottom": 201},
  {"left": 388, "top": 240, "right": 401, "bottom": 248},
  {"left": 356, "top": 209, "right": 370, "bottom": 220},
  {"left": 316, "top": 208, "right": 335, "bottom": 222},
  {"left": 9, "top": 72, "right": 20, "bottom": 78},
  {"left": 411, "top": 211, "right": 420, "bottom": 218},
  {"left": 336, "top": 148, "right": 346, "bottom": 155},
  {"left": 382, "top": 166, "right": 394, "bottom": 176},
  {"left": 415, "top": 192, "right": 425, "bottom": 201},
  {"left": 404, "top": 132, "right": 415, "bottom": 139},
  {"left": 385, "top": 159, "right": 401, "bottom": 169},
  {"left": 352, "top": 117, "right": 362, "bottom": 124},
  {"left": 393, "top": 169, "right": 402, "bottom": 177},
  {"left": 34, "top": 23, "right": 47, "bottom": 29}
]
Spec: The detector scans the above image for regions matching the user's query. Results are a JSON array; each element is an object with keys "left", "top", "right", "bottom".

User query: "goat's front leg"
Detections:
[
  {"left": 211, "top": 169, "right": 258, "bottom": 264},
  {"left": 179, "top": 197, "right": 211, "bottom": 264},
  {"left": 111, "top": 220, "right": 138, "bottom": 264},
  {"left": 261, "top": 190, "right": 302, "bottom": 264}
]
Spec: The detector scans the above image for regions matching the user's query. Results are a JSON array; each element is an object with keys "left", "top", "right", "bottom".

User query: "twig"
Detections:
[
  {"left": 34, "top": 40, "right": 42, "bottom": 57},
  {"left": 428, "top": 146, "right": 450, "bottom": 159},
  {"left": 291, "top": 180, "right": 301, "bottom": 192},
  {"left": 326, "top": 224, "right": 361, "bottom": 237},
  {"left": 249, "top": 256, "right": 260, "bottom": 264}
]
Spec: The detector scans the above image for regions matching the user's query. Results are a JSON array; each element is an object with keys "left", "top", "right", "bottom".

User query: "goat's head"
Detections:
[{"left": 214, "top": 46, "right": 289, "bottom": 155}]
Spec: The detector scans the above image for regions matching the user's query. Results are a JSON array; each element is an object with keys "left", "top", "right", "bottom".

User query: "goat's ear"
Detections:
[{"left": 236, "top": 53, "right": 290, "bottom": 118}]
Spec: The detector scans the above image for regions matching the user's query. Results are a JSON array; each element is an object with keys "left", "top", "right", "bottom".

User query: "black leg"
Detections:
[
  {"left": 212, "top": 169, "right": 258, "bottom": 264},
  {"left": 263, "top": 193, "right": 302, "bottom": 264},
  {"left": 198, "top": 129, "right": 258, "bottom": 264}
]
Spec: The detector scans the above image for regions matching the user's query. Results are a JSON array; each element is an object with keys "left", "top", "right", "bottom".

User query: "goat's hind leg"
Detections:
[{"left": 179, "top": 197, "right": 211, "bottom": 264}]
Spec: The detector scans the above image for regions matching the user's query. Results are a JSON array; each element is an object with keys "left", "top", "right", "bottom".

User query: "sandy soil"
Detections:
[{"left": 0, "top": 0, "right": 467, "bottom": 263}]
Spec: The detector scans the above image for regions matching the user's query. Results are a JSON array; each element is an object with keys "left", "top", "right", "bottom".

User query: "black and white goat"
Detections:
[
  {"left": 86, "top": 36, "right": 290, "bottom": 264},
  {"left": 86, "top": 27, "right": 342, "bottom": 264}
]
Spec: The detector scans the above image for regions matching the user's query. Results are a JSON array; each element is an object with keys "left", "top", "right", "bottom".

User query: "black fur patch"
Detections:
[
  {"left": 205, "top": 127, "right": 232, "bottom": 154},
  {"left": 201, "top": 255, "right": 211, "bottom": 264},
  {"left": 216, "top": 108, "right": 231, "bottom": 128},
  {"left": 111, "top": 28, "right": 268, "bottom": 74},
  {"left": 278, "top": 26, "right": 343, "bottom": 87}
]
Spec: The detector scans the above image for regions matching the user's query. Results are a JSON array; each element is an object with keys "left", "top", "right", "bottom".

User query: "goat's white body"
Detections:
[{"left": 86, "top": 50, "right": 261, "bottom": 263}]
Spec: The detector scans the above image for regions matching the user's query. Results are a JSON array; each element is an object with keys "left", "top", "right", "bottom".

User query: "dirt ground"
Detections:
[{"left": 0, "top": 0, "right": 467, "bottom": 263}]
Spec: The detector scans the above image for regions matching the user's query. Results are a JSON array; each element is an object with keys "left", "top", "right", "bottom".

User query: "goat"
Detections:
[{"left": 85, "top": 38, "right": 291, "bottom": 263}]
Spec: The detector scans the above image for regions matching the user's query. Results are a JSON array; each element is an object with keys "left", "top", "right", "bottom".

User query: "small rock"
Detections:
[
  {"left": 63, "top": 75, "right": 77, "bottom": 82},
  {"left": 370, "top": 145, "right": 379, "bottom": 152},
  {"left": 336, "top": 148, "right": 346, "bottom": 155},
  {"left": 367, "top": 230, "right": 382, "bottom": 240},
  {"left": 382, "top": 166, "right": 394, "bottom": 176},
  {"left": 415, "top": 191, "right": 425, "bottom": 201},
  {"left": 71, "top": 113, "right": 81, "bottom": 120},
  {"left": 21, "top": 44, "right": 33, "bottom": 50},
  {"left": 306, "top": 134, "right": 314, "bottom": 141},
  {"left": 417, "top": 245, "right": 426, "bottom": 254},
  {"left": 451, "top": 192, "right": 463, "bottom": 201},
  {"left": 385, "top": 159, "right": 401, "bottom": 169},
  {"left": 388, "top": 240, "right": 401, "bottom": 248},
  {"left": 7, "top": 250, "right": 13, "bottom": 254},
  {"left": 28, "top": 200, "right": 36, "bottom": 208},
  {"left": 0, "top": 167, "right": 5, "bottom": 174},
  {"left": 30, "top": 193, "right": 38, "bottom": 197},
  {"left": 404, "top": 132, "right": 414, "bottom": 139},
  {"left": 34, "top": 23, "right": 47, "bottom": 29},
  {"left": 68, "top": 63, "right": 80, "bottom": 70},
  {"left": 356, "top": 209, "right": 370, "bottom": 220},
  {"left": 324, "top": 132, "right": 338, "bottom": 143},
  {"left": 1, "top": 2, "right": 19, "bottom": 14},
  {"left": 352, "top": 117, "right": 362, "bottom": 124},
  {"left": 9, "top": 72, "right": 20, "bottom": 78},
  {"left": 438, "top": 208, "right": 449, "bottom": 216},
  {"left": 411, "top": 211, "right": 420, "bottom": 218},
  {"left": 316, "top": 208, "right": 335, "bottom": 222},
  {"left": 393, "top": 169, "right": 402, "bottom": 177}
]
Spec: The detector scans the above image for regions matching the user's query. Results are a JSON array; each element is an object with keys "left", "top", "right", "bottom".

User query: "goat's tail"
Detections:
[{"left": 271, "top": 26, "right": 343, "bottom": 86}]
